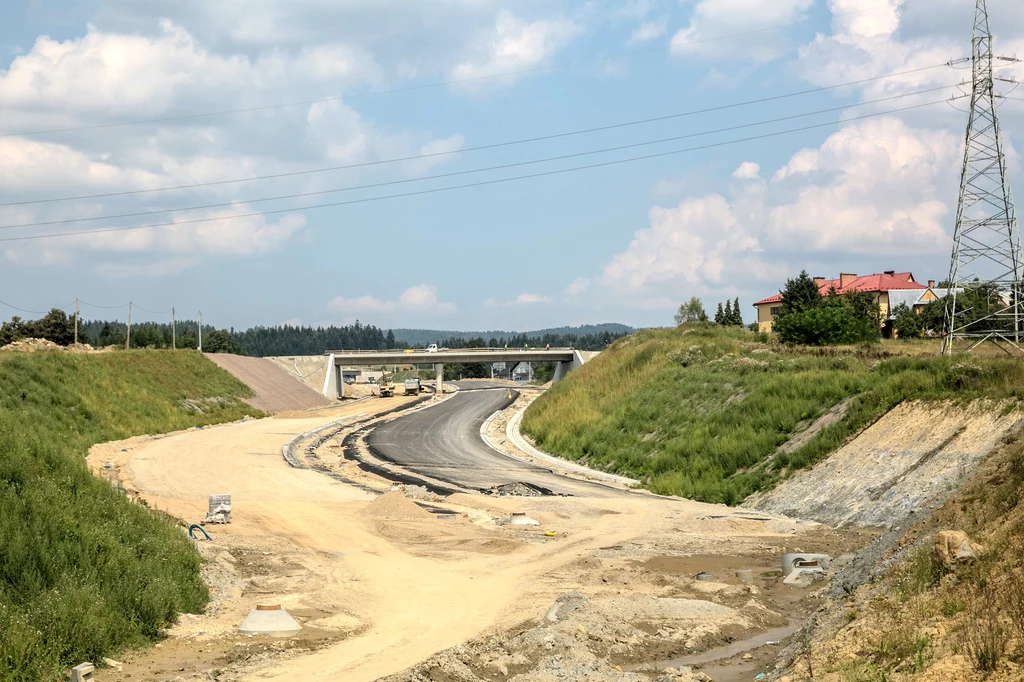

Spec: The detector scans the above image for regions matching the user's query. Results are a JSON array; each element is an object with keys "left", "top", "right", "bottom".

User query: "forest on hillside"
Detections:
[{"left": 2, "top": 311, "right": 629, "bottom": 357}]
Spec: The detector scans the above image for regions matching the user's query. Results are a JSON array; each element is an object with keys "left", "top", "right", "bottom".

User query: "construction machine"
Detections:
[{"left": 377, "top": 368, "right": 396, "bottom": 398}]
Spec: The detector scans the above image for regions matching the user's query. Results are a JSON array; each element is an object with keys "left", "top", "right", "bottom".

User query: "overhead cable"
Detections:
[
  {"left": 78, "top": 299, "right": 129, "bottom": 309},
  {"left": 0, "top": 62, "right": 956, "bottom": 209},
  {"left": 0, "top": 99, "right": 946, "bottom": 245},
  {"left": 0, "top": 0, "right": 929, "bottom": 139},
  {"left": 0, "top": 84, "right": 959, "bottom": 231},
  {"left": 133, "top": 305, "right": 174, "bottom": 315}
]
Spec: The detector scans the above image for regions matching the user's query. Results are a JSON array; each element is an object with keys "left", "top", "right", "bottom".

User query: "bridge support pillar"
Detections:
[
  {"left": 553, "top": 361, "right": 570, "bottom": 384},
  {"left": 434, "top": 363, "right": 444, "bottom": 399},
  {"left": 323, "top": 354, "right": 344, "bottom": 399}
]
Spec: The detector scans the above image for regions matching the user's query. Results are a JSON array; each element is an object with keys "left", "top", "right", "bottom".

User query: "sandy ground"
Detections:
[{"left": 86, "top": 395, "right": 862, "bottom": 682}]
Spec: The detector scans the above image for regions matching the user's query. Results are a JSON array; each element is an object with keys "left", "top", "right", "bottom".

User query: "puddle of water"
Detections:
[{"left": 624, "top": 622, "right": 799, "bottom": 673}]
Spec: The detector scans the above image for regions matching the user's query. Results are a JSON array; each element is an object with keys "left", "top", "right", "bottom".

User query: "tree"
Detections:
[
  {"left": 774, "top": 281, "right": 881, "bottom": 346},
  {"left": 714, "top": 302, "right": 725, "bottom": 324},
  {"left": 33, "top": 309, "right": 76, "bottom": 346},
  {"left": 204, "top": 329, "right": 245, "bottom": 354},
  {"left": 777, "top": 271, "right": 823, "bottom": 319},
  {"left": 892, "top": 303, "right": 922, "bottom": 339},
  {"left": 674, "top": 297, "right": 708, "bottom": 326},
  {"left": 732, "top": 297, "right": 743, "bottom": 326},
  {"left": 723, "top": 299, "right": 733, "bottom": 325},
  {"left": 386, "top": 329, "right": 396, "bottom": 348}
]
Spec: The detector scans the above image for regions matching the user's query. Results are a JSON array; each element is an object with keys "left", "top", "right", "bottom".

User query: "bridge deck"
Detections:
[{"left": 328, "top": 348, "right": 576, "bottom": 366}]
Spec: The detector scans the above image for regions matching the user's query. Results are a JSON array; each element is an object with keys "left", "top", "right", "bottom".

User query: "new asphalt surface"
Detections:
[{"left": 365, "top": 384, "right": 616, "bottom": 496}]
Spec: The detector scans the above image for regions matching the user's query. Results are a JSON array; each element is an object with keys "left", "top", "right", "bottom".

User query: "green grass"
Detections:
[
  {"left": 0, "top": 350, "right": 261, "bottom": 681},
  {"left": 521, "top": 326, "right": 1024, "bottom": 503}
]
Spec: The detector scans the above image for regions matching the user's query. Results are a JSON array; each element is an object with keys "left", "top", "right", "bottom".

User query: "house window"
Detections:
[{"left": 770, "top": 307, "right": 781, "bottom": 317}]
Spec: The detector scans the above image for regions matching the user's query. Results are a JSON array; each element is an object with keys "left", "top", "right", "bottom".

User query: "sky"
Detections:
[{"left": 0, "top": 0, "right": 1023, "bottom": 332}]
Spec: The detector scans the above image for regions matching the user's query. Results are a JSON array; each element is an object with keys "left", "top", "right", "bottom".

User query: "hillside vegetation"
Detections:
[
  {"left": 791, "top": 420, "right": 1024, "bottom": 680},
  {"left": 522, "top": 326, "right": 1024, "bottom": 503},
  {"left": 0, "top": 350, "right": 260, "bottom": 682}
]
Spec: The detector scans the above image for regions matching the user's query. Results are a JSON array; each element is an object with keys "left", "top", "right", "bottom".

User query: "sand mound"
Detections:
[
  {"left": 360, "top": 492, "right": 434, "bottom": 520},
  {"left": 1, "top": 338, "right": 62, "bottom": 352}
]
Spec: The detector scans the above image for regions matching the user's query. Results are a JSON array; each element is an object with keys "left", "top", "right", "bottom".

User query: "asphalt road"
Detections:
[{"left": 365, "top": 385, "right": 614, "bottom": 496}]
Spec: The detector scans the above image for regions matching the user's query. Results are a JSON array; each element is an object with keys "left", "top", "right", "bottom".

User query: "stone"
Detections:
[{"left": 934, "top": 530, "right": 984, "bottom": 568}]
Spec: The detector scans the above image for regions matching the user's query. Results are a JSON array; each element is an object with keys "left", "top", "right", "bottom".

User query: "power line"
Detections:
[
  {"left": 133, "top": 305, "right": 174, "bottom": 315},
  {"left": 0, "top": 62, "right": 955, "bottom": 209},
  {"left": 78, "top": 299, "right": 129, "bottom": 309},
  {"left": 0, "top": 84, "right": 959, "bottom": 231},
  {"left": 0, "top": 99, "right": 946, "bottom": 245},
  {"left": 0, "top": 0, "right": 928, "bottom": 139},
  {"left": 0, "top": 299, "right": 73, "bottom": 315}
]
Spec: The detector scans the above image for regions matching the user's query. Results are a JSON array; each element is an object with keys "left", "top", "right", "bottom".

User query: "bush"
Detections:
[
  {"left": 893, "top": 303, "right": 922, "bottom": 340},
  {"left": 772, "top": 274, "right": 881, "bottom": 346}
]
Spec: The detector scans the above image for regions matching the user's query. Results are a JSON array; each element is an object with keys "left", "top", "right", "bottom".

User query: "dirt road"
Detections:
[{"left": 88, "top": 392, "right": 848, "bottom": 682}]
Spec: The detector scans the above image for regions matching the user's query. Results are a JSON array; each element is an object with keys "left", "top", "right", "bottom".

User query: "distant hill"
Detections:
[{"left": 392, "top": 324, "right": 636, "bottom": 346}]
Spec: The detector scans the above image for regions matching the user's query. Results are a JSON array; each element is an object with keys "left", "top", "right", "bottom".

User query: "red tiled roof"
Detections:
[{"left": 754, "top": 272, "right": 925, "bottom": 306}]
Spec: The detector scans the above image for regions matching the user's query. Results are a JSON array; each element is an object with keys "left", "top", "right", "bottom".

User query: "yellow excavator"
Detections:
[{"left": 377, "top": 367, "right": 396, "bottom": 398}]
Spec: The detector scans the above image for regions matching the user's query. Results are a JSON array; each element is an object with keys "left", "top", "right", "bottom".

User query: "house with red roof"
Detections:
[{"left": 753, "top": 271, "right": 940, "bottom": 335}]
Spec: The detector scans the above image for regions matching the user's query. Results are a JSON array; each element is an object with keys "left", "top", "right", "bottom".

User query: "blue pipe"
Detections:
[{"left": 188, "top": 524, "right": 211, "bottom": 541}]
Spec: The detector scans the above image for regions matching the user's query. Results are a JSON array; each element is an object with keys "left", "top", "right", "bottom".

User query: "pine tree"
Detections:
[
  {"left": 715, "top": 302, "right": 724, "bottom": 324},
  {"left": 732, "top": 297, "right": 743, "bottom": 326},
  {"left": 724, "top": 300, "right": 733, "bottom": 325}
]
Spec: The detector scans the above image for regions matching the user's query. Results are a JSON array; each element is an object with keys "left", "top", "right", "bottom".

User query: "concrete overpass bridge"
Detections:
[{"left": 322, "top": 347, "right": 592, "bottom": 399}]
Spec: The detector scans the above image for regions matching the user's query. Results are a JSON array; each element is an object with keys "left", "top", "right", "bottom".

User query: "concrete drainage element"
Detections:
[
  {"left": 238, "top": 604, "right": 302, "bottom": 637},
  {"left": 510, "top": 512, "right": 540, "bottom": 526},
  {"left": 781, "top": 553, "right": 831, "bottom": 576},
  {"left": 694, "top": 571, "right": 715, "bottom": 582},
  {"left": 71, "top": 663, "right": 94, "bottom": 682},
  {"left": 735, "top": 569, "right": 754, "bottom": 583},
  {"left": 782, "top": 567, "right": 825, "bottom": 587}
]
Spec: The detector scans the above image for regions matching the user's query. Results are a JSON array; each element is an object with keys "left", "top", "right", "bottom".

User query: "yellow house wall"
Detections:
[{"left": 756, "top": 303, "right": 777, "bottom": 333}]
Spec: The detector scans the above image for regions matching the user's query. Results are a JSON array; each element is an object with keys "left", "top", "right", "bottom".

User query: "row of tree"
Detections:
[
  {"left": 673, "top": 297, "right": 745, "bottom": 326},
  {"left": 714, "top": 298, "right": 744, "bottom": 326},
  {"left": 2, "top": 312, "right": 627, "bottom": 358}
]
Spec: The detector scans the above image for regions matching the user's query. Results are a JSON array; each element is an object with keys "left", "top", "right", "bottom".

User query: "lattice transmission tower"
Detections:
[{"left": 942, "top": 0, "right": 1022, "bottom": 355}]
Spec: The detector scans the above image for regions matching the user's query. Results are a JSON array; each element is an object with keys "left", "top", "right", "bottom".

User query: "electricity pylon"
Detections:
[{"left": 942, "top": 0, "right": 1022, "bottom": 356}]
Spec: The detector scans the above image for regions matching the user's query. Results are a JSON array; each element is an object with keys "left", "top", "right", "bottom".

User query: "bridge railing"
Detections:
[{"left": 325, "top": 347, "right": 577, "bottom": 355}]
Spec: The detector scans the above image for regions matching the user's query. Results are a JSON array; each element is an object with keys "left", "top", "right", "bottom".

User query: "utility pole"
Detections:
[
  {"left": 126, "top": 301, "right": 132, "bottom": 350},
  {"left": 198, "top": 311, "right": 203, "bottom": 352},
  {"left": 943, "top": 0, "right": 1022, "bottom": 355},
  {"left": 171, "top": 307, "right": 176, "bottom": 349},
  {"left": 74, "top": 298, "right": 79, "bottom": 345}
]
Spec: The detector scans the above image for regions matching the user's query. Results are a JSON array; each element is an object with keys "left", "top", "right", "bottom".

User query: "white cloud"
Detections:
[
  {"left": 671, "top": 0, "right": 814, "bottom": 62},
  {"left": 766, "top": 117, "right": 956, "bottom": 254},
  {"left": 451, "top": 11, "right": 582, "bottom": 86},
  {"left": 629, "top": 18, "right": 668, "bottom": 45},
  {"left": 328, "top": 284, "right": 456, "bottom": 318},
  {"left": 484, "top": 292, "right": 553, "bottom": 308},
  {"left": 732, "top": 162, "right": 761, "bottom": 180},
  {"left": 564, "top": 277, "right": 591, "bottom": 296},
  {"left": 560, "top": 115, "right": 958, "bottom": 314},
  {"left": 0, "top": 20, "right": 467, "bottom": 270}
]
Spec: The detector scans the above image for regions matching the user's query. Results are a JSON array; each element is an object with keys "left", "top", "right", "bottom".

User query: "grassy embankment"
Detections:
[
  {"left": 522, "top": 326, "right": 1024, "bottom": 503},
  {"left": 0, "top": 350, "right": 260, "bottom": 682}
]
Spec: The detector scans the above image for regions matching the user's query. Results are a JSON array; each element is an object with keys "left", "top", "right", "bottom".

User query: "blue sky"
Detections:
[{"left": 0, "top": 0, "right": 1022, "bottom": 331}]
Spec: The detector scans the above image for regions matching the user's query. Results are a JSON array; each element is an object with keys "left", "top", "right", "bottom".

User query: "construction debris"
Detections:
[
  {"left": 933, "top": 529, "right": 984, "bottom": 567},
  {"left": 205, "top": 494, "right": 232, "bottom": 524}
]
